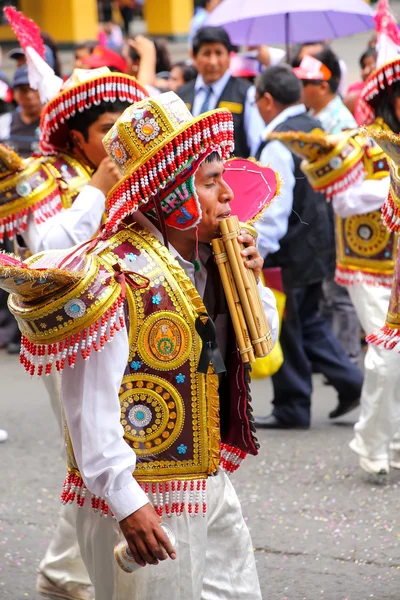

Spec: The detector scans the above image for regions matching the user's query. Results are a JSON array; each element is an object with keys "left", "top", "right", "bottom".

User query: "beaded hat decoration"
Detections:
[
  {"left": 358, "top": 58, "right": 400, "bottom": 125},
  {"left": 266, "top": 128, "right": 365, "bottom": 199},
  {"left": 39, "top": 67, "right": 149, "bottom": 155},
  {"left": 103, "top": 91, "right": 234, "bottom": 232}
]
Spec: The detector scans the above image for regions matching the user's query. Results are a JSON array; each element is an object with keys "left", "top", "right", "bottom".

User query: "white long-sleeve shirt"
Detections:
[
  {"left": 22, "top": 185, "right": 106, "bottom": 254},
  {"left": 332, "top": 176, "right": 390, "bottom": 218},
  {"left": 61, "top": 213, "right": 279, "bottom": 522}
]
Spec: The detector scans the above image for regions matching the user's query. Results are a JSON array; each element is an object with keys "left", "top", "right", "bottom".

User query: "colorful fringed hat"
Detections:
[
  {"left": 266, "top": 128, "right": 365, "bottom": 198},
  {"left": 40, "top": 67, "right": 149, "bottom": 155},
  {"left": 358, "top": 58, "right": 400, "bottom": 125},
  {"left": 103, "top": 91, "right": 234, "bottom": 232}
]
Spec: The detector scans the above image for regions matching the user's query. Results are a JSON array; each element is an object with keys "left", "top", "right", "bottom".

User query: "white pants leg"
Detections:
[
  {"left": 75, "top": 471, "right": 262, "bottom": 600},
  {"left": 348, "top": 283, "right": 400, "bottom": 460},
  {"left": 39, "top": 371, "right": 92, "bottom": 589}
]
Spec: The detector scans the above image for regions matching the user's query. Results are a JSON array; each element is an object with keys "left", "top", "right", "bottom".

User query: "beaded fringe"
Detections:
[
  {"left": 366, "top": 325, "right": 400, "bottom": 352},
  {"left": 335, "top": 266, "right": 393, "bottom": 288},
  {"left": 61, "top": 446, "right": 247, "bottom": 518},
  {"left": 62, "top": 473, "right": 207, "bottom": 519},
  {"left": 0, "top": 187, "right": 62, "bottom": 242},
  {"left": 219, "top": 443, "right": 247, "bottom": 473},
  {"left": 20, "top": 295, "right": 125, "bottom": 376},
  {"left": 382, "top": 192, "right": 400, "bottom": 233},
  {"left": 325, "top": 160, "right": 365, "bottom": 200}
]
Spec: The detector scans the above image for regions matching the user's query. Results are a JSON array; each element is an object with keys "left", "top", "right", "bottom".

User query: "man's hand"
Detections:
[
  {"left": 119, "top": 503, "right": 177, "bottom": 568},
  {"left": 90, "top": 157, "right": 121, "bottom": 197},
  {"left": 239, "top": 229, "right": 263, "bottom": 282}
]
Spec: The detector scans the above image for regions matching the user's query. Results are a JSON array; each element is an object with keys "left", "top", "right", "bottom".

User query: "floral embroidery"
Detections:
[
  {"left": 177, "top": 444, "right": 187, "bottom": 455},
  {"left": 175, "top": 373, "right": 185, "bottom": 384},
  {"left": 126, "top": 252, "right": 137, "bottom": 262},
  {"left": 130, "top": 360, "right": 142, "bottom": 371}
]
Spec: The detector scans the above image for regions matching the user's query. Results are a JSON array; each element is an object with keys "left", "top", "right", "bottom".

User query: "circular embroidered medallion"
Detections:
[
  {"left": 120, "top": 374, "right": 184, "bottom": 456},
  {"left": 64, "top": 298, "right": 87, "bottom": 319},
  {"left": 138, "top": 312, "right": 192, "bottom": 371},
  {"left": 344, "top": 212, "right": 391, "bottom": 257}
]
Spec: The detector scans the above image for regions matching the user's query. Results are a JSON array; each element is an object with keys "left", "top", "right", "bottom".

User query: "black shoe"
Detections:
[
  {"left": 329, "top": 396, "right": 360, "bottom": 419},
  {"left": 254, "top": 415, "right": 309, "bottom": 429}
]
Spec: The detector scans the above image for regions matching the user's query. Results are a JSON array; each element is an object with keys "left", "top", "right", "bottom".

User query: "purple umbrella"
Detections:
[{"left": 206, "top": 0, "right": 375, "bottom": 48}]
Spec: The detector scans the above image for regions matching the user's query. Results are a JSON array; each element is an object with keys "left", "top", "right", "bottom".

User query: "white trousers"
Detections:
[
  {"left": 348, "top": 283, "right": 400, "bottom": 460},
  {"left": 75, "top": 471, "right": 262, "bottom": 600},
  {"left": 39, "top": 372, "right": 92, "bottom": 590}
]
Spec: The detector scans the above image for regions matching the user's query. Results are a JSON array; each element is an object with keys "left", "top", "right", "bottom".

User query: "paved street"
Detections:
[{"left": 0, "top": 349, "right": 399, "bottom": 600}]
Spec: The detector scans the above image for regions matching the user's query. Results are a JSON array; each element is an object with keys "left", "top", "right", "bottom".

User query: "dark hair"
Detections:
[
  {"left": 375, "top": 81, "right": 400, "bottom": 134},
  {"left": 360, "top": 48, "right": 377, "bottom": 68},
  {"left": 291, "top": 41, "right": 327, "bottom": 67},
  {"left": 41, "top": 32, "right": 62, "bottom": 77},
  {"left": 66, "top": 99, "right": 130, "bottom": 141},
  {"left": 204, "top": 150, "right": 222, "bottom": 164},
  {"left": 127, "top": 37, "right": 172, "bottom": 74},
  {"left": 256, "top": 65, "right": 302, "bottom": 106},
  {"left": 172, "top": 61, "right": 198, "bottom": 84},
  {"left": 192, "top": 26, "right": 232, "bottom": 56},
  {"left": 74, "top": 41, "right": 97, "bottom": 55},
  {"left": 312, "top": 47, "right": 341, "bottom": 94}
]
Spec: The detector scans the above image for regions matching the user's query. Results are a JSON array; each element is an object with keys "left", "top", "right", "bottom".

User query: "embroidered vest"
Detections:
[
  {"left": 334, "top": 127, "right": 396, "bottom": 288},
  {"left": 0, "top": 151, "right": 92, "bottom": 243},
  {"left": 7, "top": 222, "right": 258, "bottom": 517}
]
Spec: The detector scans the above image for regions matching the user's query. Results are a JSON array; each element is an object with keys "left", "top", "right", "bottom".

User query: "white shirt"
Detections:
[
  {"left": 255, "top": 104, "right": 306, "bottom": 258},
  {"left": 192, "top": 70, "right": 265, "bottom": 157},
  {"left": 23, "top": 185, "right": 106, "bottom": 254},
  {"left": 61, "top": 212, "right": 279, "bottom": 522},
  {"left": 332, "top": 176, "right": 390, "bottom": 218}
]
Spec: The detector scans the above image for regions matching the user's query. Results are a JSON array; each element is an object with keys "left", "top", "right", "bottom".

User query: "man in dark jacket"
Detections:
[
  {"left": 177, "top": 26, "right": 263, "bottom": 157},
  {"left": 253, "top": 65, "right": 363, "bottom": 428}
]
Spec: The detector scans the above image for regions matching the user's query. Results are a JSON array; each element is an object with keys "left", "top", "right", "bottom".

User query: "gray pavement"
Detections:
[{"left": 0, "top": 350, "right": 399, "bottom": 600}]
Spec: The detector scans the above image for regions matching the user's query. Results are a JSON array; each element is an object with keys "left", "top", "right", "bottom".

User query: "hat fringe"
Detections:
[
  {"left": 40, "top": 75, "right": 148, "bottom": 155},
  {"left": 105, "top": 111, "right": 234, "bottom": 231},
  {"left": 382, "top": 190, "right": 400, "bottom": 232}
]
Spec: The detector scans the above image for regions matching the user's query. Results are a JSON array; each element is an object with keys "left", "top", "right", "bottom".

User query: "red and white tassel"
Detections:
[
  {"left": 382, "top": 192, "right": 400, "bottom": 233},
  {"left": 219, "top": 443, "right": 247, "bottom": 474},
  {"left": 20, "top": 295, "right": 125, "bottom": 376},
  {"left": 366, "top": 326, "right": 400, "bottom": 352},
  {"left": 325, "top": 160, "right": 366, "bottom": 200},
  {"left": 335, "top": 266, "right": 394, "bottom": 289}
]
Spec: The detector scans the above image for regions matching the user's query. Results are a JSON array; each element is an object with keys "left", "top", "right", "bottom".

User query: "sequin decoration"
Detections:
[
  {"left": 138, "top": 312, "right": 192, "bottom": 371},
  {"left": 109, "top": 138, "right": 128, "bottom": 168},
  {"left": 64, "top": 298, "right": 87, "bottom": 319},
  {"left": 16, "top": 181, "right": 32, "bottom": 197},
  {"left": 120, "top": 373, "right": 184, "bottom": 456}
]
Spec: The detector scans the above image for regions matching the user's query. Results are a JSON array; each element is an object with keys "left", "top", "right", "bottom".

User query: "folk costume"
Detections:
[
  {"left": 0, "top": 67, "right": 148, "bottom": 254},
  {"left": 0, "top": 92, "right": 279, "bottom": 599},
  {"left": 267, "top": 98, "right": 400, "bottom": 472},
  {"left": 0, "top": 66, "right": 148, "bottom": 599}
]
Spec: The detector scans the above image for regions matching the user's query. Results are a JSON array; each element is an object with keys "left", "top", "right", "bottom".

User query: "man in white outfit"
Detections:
[{"left": 0, "top": 92, "right": 279, "bottom": 599}]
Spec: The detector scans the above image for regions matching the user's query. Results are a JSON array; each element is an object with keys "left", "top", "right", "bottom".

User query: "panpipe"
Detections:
[{"left": 211, "top": 215, "right": 274, "bottom": 364}]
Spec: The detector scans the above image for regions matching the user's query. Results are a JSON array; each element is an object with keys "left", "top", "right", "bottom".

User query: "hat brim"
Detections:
[
  {"left": 359, "top": 58, "right": 400, "bottom": 122},
  {"left": 39, "top": 73, "right": 149, "bottom": 154},
  {"left": 105, "top": 108, "right": 234, "bottom": 231}
]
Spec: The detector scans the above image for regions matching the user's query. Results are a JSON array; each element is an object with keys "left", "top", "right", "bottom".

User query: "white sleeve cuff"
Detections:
[{"left": 106, "top": 479, "right": 149, "bottom": 522}]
